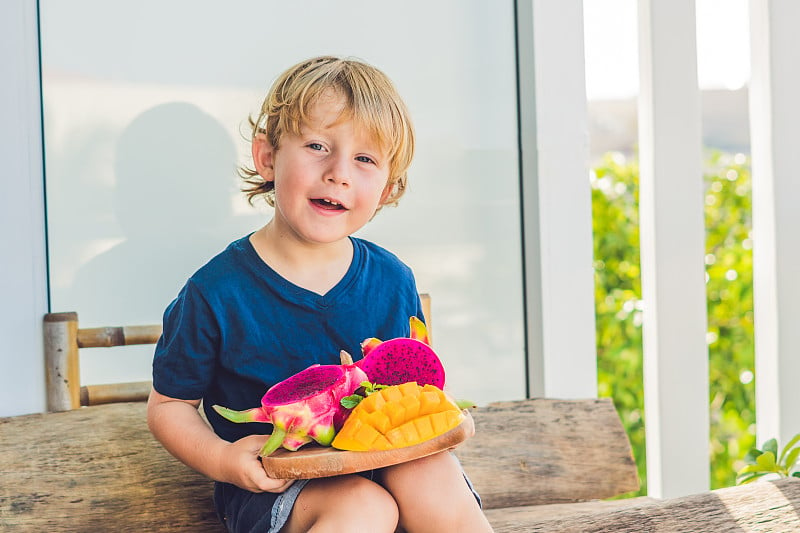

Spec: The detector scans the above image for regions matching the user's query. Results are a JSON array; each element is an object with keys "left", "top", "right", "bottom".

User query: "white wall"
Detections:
[
  {"left": 0, "top": 0, "right": 49, "bottom": 416},
  {"left": 37, "top": 0, "right": 526, "bottom": 406}
]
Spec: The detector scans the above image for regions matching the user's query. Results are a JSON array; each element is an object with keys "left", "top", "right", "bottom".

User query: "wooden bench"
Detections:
[{"left": 2, "top": 398, "right": 799, "bottom": 531}]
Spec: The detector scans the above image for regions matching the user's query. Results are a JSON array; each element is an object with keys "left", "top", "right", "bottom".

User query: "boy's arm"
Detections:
[{"left": 146, "top": 388, "right": 294, "bottom": 493}]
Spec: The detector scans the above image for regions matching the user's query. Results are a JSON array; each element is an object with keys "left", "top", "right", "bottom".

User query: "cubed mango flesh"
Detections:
[{"left": 332, "top": 382, "right": 465, "bottom": 451}]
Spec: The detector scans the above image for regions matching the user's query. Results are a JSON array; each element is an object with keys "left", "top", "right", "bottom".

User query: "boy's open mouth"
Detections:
[{"left": 311, "top": 198, "right": 346, "bottom": 211}]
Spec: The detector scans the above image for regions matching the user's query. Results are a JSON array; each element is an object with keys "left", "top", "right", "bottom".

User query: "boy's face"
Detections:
[{"left": 253, "top": 91, "right": 392, "bottom": 247}]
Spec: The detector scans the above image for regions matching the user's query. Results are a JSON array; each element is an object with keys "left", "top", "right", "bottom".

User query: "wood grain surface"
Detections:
[
  {"left": 0, "top": 402, "right": 221, "bottom": 532},
  {"left": 483, "top": 478, "right": 800, "bottom": 532},
  {"left": 454, "top": 397, "right": 640, "bottom": 508}
]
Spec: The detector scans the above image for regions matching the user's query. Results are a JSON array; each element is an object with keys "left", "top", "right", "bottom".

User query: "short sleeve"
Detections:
[{"left": 152, "top": 280, "right": 220, "bottom": 400}]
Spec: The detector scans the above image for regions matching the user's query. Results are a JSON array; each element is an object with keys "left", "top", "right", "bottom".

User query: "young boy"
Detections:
[{"left": 147, "top": 56, "right": 493, "bottom": 532}]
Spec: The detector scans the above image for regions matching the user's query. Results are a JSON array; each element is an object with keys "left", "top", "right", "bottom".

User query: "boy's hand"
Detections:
[{"left": 222, "top": 434, "right": 295, "bottom": 493}]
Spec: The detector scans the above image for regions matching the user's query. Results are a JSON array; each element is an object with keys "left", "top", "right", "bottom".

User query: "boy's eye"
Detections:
[
  {"left": 355, "top": 155, "right": 375, "bottom": 164},
  {"left": 308, "top": 143, "right": 324, "bottom": 151}
]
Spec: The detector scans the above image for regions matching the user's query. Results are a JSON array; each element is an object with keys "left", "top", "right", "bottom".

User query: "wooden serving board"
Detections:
[{"left": 261, "top": 410, "right": 474, "bottom": 479}]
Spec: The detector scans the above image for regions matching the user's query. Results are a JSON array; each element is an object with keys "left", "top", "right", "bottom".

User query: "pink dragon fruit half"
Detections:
[
  {"left": 212, "top": 351, "right": 368, "bottom": 457},
  {"left": 356, "top": 316, "right": 446, "bottom": 389}
]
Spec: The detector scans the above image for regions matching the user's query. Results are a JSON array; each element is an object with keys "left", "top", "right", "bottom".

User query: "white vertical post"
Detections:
[
  {"left": 748, "top": 0, "right": 800, "bottom": 447},
  {"left": 516, "top": 0, "right": 597, "bottom": 399},
  {"left": 0, "top": 0, "right": 48, "bottom": 417},
  {"left": 638, "top": 0, "right": 709, "bottom": 497}
]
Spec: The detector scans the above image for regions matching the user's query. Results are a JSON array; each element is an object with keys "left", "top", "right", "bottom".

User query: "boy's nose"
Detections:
[{"left": 324, "top": 157, "right": 351, "bottom": 186}]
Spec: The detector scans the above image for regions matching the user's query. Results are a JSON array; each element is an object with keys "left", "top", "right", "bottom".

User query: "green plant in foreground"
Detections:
[{"left": 736, "top": 433, "right": 800, "bottom": 485}]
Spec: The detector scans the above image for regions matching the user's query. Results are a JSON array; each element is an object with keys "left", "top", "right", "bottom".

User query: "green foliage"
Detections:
[
  {"left": 340, "top": 381, "right": 388, "bottom": 408},
  {"left": 591, "top": 153, "right": 646, "bottom": 496},
  {"left": 591, "top": 150, "right": 755, "bottom": 495},
  {"left": 703, "top": 151, "right": 756, "bottom": 489},
  {"left": 736, "top": 434, "right": 800, "bottom": 484}
]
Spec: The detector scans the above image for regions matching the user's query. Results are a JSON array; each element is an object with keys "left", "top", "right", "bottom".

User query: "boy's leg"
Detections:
[
  {"left": 281, "top": 474, "right": 399, "bottom": 533},
  {"left": 377, "top": 451, "right": 494, "bottom": 533}
]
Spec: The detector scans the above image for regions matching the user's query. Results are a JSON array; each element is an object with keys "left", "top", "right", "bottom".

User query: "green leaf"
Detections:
[
  {"left": 763, "top": 438, "right": 779, "bottom": 457},
  {"left": 743, "top": 448, "right": 763, "bottom": 465},
  {"left": 779, "top": 433, "right": 800, "bottom": 463},
  {"left": 736, "top": 472, "right": 763, "bottom": 485},
  {"left": 783, "top": 446, "right": 800, "bottom": 471},
  {"left": 340, "top": 395, "right": 363, "bottom": 409},
  {"left": 792, "top": 472, "right": 800, "bottom": 479},
  {"left": 455, "top": 398, "right": 476, "bottom": 409},
  {"left": 736, "top": 463, "right": 766, "bottom": 476},
  {"left": 357, "top": 381, "right": 389, "bottom": 396},
  {"left": 756, "top": 451, "right": 778, "bottom": 471}
]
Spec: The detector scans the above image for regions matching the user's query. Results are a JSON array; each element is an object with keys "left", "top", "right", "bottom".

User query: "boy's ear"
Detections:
[
  {"left": 252, "top": 134, "right": 275, "bottom": 181},
  {"left": 378, "top": 180, "right": 396, "bottom": 206}
]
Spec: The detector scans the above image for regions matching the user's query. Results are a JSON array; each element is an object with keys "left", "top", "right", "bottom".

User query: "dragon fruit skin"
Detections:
[
  {"left": 212, "top": 355, "right": 367, "bottom": 457},
  {"left": 357, "top": 316, "right": 446, "bottom": 389}
]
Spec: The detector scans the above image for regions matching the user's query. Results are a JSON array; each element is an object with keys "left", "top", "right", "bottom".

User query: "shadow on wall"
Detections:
[{"left": 68, "top": 102, "right": 238, "bottom": 325}]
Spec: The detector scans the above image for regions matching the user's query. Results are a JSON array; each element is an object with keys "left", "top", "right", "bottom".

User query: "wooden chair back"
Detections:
[
  {"left": 43, "top": 294, "right": 432, "bottom": 411},
  {"left": 43, "top": 312, "right": 160, "bottom": 410}
]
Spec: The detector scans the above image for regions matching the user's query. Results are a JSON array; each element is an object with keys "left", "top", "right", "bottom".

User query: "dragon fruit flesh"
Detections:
[
  {"left": 357, "top": 316, "right": 446, "bottom": 389},
  {"left": 212, "top": 351, "right": 368, "bottom": 456}
]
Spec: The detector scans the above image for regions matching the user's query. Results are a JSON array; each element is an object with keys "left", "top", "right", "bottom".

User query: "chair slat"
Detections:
[
  {"left": 77, "top": 325, "right": 162, "bottom": 348},
  {"left": 81, "top": 380, "right": 152, "bottom": 406}
]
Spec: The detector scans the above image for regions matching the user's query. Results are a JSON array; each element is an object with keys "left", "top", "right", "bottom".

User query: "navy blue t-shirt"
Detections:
[{"left": 152, "top": 234, "right": 423, "bottom": 443}]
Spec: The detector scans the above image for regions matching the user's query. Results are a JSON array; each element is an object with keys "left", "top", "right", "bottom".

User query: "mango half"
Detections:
[{"left": 331, "top": 382, "right": 464, "bottom": 451}]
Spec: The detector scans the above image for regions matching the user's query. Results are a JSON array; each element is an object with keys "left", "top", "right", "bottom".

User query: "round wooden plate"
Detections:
[{"left": 260, "top": 410, "right": 474, "bottom": 479}]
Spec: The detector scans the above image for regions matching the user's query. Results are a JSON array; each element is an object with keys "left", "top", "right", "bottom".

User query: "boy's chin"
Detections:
[{"left": 294, "top": 227, "right": 357, "bottom": 247}]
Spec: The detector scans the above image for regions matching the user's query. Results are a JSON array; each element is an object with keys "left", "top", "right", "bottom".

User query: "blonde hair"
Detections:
[{"left": 240, "top": 56, "right": 415, "bottom": 207}]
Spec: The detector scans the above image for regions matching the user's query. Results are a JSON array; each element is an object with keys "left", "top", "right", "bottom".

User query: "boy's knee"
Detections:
[
  {"left": 380, "top": 453, "right": 482, "bottom": 525},
  {"left": 302, "top": 475, "right": 398, "bottom": 531},
  {"left": 341, "top": 475, "right": 399, "bottom": 519}
]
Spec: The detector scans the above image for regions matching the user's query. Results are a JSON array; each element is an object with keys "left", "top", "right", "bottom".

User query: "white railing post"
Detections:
[
  {"left": 638, "top": 0, "right": 710, "bottom": 497},
  {"left": 516, "top": 0, "right": 597, "bottom": 399},
  {"left": 0, "top": 0, "right": 49, "bottom": 417},
  {"left": 748, "top": 0, "right": 800, "bottom": 447}
]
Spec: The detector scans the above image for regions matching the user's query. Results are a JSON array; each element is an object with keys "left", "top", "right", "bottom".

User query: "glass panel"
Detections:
[{"left": 39, "top": 0, "right": 524, "bottom": 404}]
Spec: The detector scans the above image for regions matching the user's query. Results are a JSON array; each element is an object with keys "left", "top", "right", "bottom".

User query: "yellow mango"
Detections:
[
  {"left": 419, "top": 390, "right": 442, "bottom": 416},
  {"left": 429, "top": 411, "right": 449, "bottom": 433},
  {"left": 398, "top": 420, "right": 418, "bottom": 443},
  {"left": 385, "top": 402, "right": 406, "bottom": 427},
  {"left": 397, "top": 381, "right": 421, "bottom": 397},
  {"left": 399, "top": 395, "right": 421, "bottom": 419},
  {"left": 367, "top": 411, "right": 392, "bottom": 434},
  {"left": 367, "top": 390, "right": 386, "bottom": 412},
  {"left": 380, "top": 385, "right": 404, "bottom": 403},
  {"left": 332, "top": 382, "right": 464, "bottom": 451}
]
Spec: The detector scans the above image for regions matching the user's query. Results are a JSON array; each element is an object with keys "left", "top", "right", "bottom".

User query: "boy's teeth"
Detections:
[{"left": 313, "top": 198, "right": 344, "bottom": 209}]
